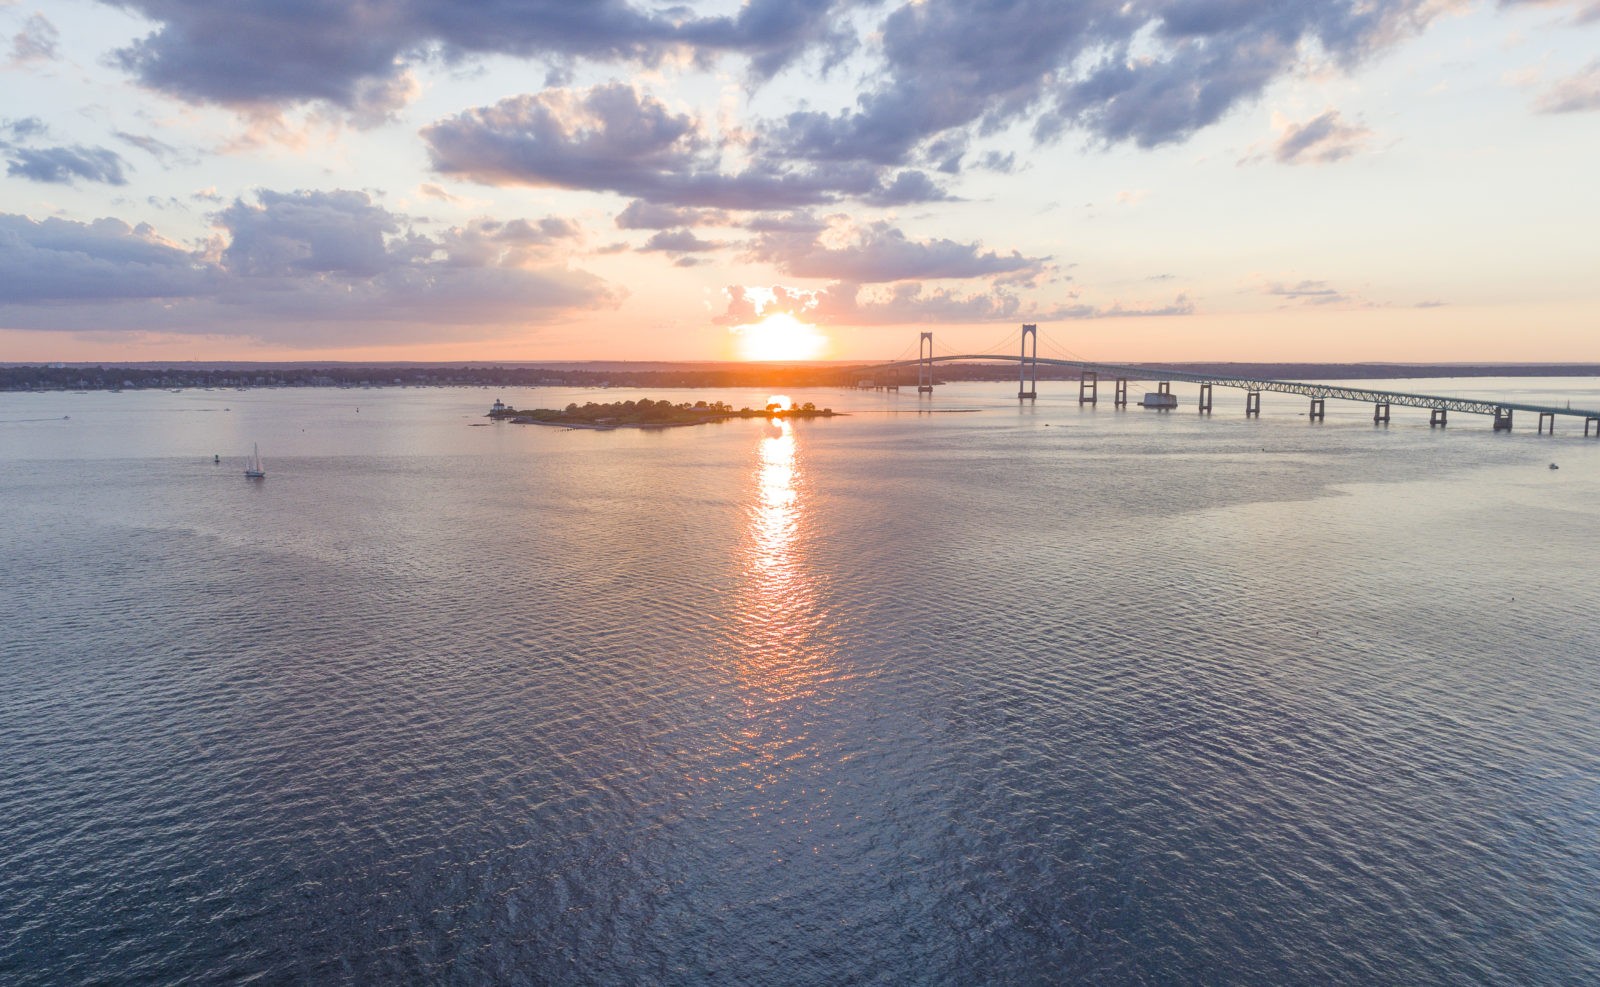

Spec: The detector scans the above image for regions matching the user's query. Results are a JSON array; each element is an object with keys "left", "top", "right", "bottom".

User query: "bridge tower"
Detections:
[
  {"left": 918, "top": 332, "right": 935, "bottom": 394},
  {"left": 1079, "top": 370, "right": 1098, "bottom": 405},
  {"left": 1018, "top": 324, "right": 1038, "bottom": 399}
]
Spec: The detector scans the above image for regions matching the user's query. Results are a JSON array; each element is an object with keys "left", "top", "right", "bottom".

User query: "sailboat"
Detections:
[{"left": 244, "top": 443, "right": 266, "bottom": 479}]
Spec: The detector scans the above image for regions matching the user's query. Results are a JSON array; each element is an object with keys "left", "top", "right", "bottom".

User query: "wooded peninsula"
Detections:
[{"left": 492, "top": 398, "right": 838, "bottom": 428}]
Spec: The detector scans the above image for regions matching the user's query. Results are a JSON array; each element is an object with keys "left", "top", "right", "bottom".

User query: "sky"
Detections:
[{"left": 0, "top": 0, "right": 1597, "bottom": 365}]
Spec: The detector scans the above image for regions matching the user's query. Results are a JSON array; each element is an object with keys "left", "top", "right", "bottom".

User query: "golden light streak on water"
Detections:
[{"left": 734, "top": 420, "right": 834, "bottom": 710}]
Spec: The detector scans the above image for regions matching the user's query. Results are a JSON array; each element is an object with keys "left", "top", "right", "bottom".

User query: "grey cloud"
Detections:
[
  {"left": 1535, "top": 59, "right": 1600, "bottom": 113},
  {"left": 1271, "top": 110, "right": 1373, "bottom": 165},
  {"left": 748, "top": 219, "right": 1045, "bottom": 283},
  {"left": 218, "top": 189, "right": 399, "bottom": 278},
  {"left": 106, "top": 0, "right": 860, "bottom": 114},
  {"left": 430, "top": 216, "right": 584, "bottom": 268},
  {"left": 0, "top": 213, "right": 214, "bottom": 301},
  {"left": 422, "top": 83, "right": 894, "bottom": 209},
  {"left": 1, "top": 117, "right": 48, "bottom": 141},
  {"left": 641, "top": 228, "right": 721, "bottom": 253},
  {"left": 6, "top": 145, "right": 130, "bottom": 185},
  {"left": 616, "top": 200, "right": 728, "bottom": 230},
  {"left": 115, "top": 130, "right": 188, "bottom": 165},
  {"left": 772, "top": 0, "right": 1449, "bottom": 169},
  {"left": 10, "top": 12, "right": 57, "bottom": 63},
  {"left": 861, "top": 170, "right": 954, "bottom": 206},
  {"left": 743, "top": 212, "right": 828, "bottom": 235},
  {"left": 0, "top": 192, "right": 618, "bottom": 343}
]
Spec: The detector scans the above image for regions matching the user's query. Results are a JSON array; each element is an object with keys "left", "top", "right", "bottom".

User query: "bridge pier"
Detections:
[
  {"left": 1538, "top": 411, "right": 1555, "bottom": 434},
  {"left": 1080, "top": 370, "right": 1098, "bottom": 405},
  {"left": 1114, "top": 378, "right": 1128, "bottom": 408},
  {"left": 1018, "top": 323, "right": 1038, "bottom": 399},
  {"left": 1245, "top": 390, "right": 1261, "bottom": 417},
  {"left": 1198, "top": 382, "right": 1213, "bottom": 414},
  {"left": 1309, "top": 397, "right": 1325, "bottom": 422},
  {"left": 1588, "top": 416, "right": 1600, "bottom": 437},
  {"left": 1374, "top": 401, "right": 1390, "bottom": 425},
  {"left": 1430, "top": 408, "right": 1447, "bottom": 427},
  {"left": 917, "top": 332, "right": 934, "bottom": 394},
  {"left": 1493, "top": 407, "right": 1513, "bottom": 432}
]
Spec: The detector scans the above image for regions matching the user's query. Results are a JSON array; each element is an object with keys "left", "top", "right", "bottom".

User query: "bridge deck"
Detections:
[{"left": 868, "top": 355, "right": 1600, "bottom": 419}]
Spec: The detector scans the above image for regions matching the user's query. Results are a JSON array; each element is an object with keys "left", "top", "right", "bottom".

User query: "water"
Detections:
[{"left": 3, "top": 380, "right": 1598, "bottom": 984}]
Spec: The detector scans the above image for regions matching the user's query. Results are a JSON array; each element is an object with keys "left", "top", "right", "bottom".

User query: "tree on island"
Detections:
[{"left": 498, "top": 397, "right": 835, "bottom": 427}]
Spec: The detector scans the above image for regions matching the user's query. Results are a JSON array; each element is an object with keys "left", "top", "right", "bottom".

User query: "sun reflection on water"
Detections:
[{"left": 735, "top": 419, "right": 835, "bottom": 708}]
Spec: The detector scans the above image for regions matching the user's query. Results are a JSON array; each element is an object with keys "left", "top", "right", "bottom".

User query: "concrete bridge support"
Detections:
[
  {"left": 918, "top": 332, "right": 934, "bottom": 394},
  {"left": 1309, "top": 397, "right": 1325, "bottom": 422},
  {"left": 1493, "top": 407, "right": 1513, "bottom": 432},
  {"left": 1431, "top": 408, "right": 1448, "bottom": 427},
  {"left": 1374, "top": 401, "right": 1390, "bottom": 425},
  {"left": 1588, "top": 416, "right": 1600, "bottom": 437},
  {"left": 1080, "top": 370, "right": 1098, "bottom": 405},
  {"left": 1245, "top": 390, "right": 1261, "bottom": 418},
  {"left": 1198, "top": 382, "right": 1213, "bottom": 414},
  {"left": 1539, "top": 411, "right": 1555, "bottom": 434},
  {"left": 1114, "top": 378, "right": 1128, "bottom": 408},
  {"left": 1018, "top": 324, "right": 1038, "bottom": 399}
]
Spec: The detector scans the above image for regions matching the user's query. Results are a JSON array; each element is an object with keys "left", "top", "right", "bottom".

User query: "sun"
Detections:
[{"left": 736, "top": 312, "right": 829, "bottom": 362}]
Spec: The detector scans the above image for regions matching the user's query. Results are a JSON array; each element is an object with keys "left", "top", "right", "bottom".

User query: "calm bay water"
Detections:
[{"left": 2, "top": 379, "right": 1598, "bottom": 984}]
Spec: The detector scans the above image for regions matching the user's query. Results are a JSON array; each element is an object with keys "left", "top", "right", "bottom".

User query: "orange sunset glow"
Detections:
[{"left": 735, "top": 313, "right": 830, "bottom": 362}]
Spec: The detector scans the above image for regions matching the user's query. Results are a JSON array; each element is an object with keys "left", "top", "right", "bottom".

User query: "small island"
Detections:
[{"left": 488, "top": 397, "right": 839, "bottom": 429}]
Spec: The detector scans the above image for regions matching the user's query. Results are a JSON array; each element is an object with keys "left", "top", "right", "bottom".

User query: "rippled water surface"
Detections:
[{"left": 3, "top": 380, "right": 1599, "bottom": 984}]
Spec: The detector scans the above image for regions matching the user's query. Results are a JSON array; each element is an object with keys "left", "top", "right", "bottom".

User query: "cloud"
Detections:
[
  {"left": 106, "top": 0, "right": 855, "bottom": 115},
  {"left": 5, "top": 145, "right": 130, "bottom": 185},
  {"left": 1262, "top": 278, "right": 1356, "bottom": 306},
  {"left": 115, "top": 130, "right": 189, "bottom": 166},
  {"left": 860, "top": 170, "right": 954, "bottom": 206},
  {"left": 1268, "top": 110, "right": 1374, "bottom": 165},
  {"left": 747, "top": 216, "right": 1046, "bottom": 283},
  {"left": 9, "top": 12, "right": 57, "bottom": 63},
  {"left": 0, "top": 116, "right": 48, "bottom": 141},
  {"left": 713, "top": 281, "right": 1191, "bottom": 327},
  {"left": 0, "top": 213, "right": 213, "bottom": 301},
  {"left": 422, "top": 82, "right": 926, "bottom": 209},
  {"left": 217, "top": 189, "right": 400, "bottom": 277},
  {"left": 640, "top": 228, "right": 721, "bottom": 253},
  {"left": 615, "top": 200, "right": 728, "bottom": 230},
  {"left": 1534, "top": 59, "right": 1600, "bottom": 113},
  {"left": 769, "top": 0, "right": 1451, "bottom": 172},
  {"left": 1038, "top": 293, "right": 1196, "bottom": 320},
  {"left": 417, "top": 183, "right": 460, "bottom": 203},
  {"left": 0, "top": 191, "right": 618, "bottom": 345}
]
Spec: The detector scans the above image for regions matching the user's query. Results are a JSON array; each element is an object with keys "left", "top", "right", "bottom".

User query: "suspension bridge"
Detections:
[{"left": 849, "top": 324, "right": 1600, "bottom": 436}]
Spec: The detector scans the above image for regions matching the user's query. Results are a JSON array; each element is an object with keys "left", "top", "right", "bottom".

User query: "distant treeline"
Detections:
[{"left": 5, "top": 361, "right": 1598, "bottom": 393}]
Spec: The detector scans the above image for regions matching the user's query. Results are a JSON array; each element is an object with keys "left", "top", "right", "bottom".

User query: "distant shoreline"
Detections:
[{"left": 6, "top": 361, "right": 1600, "bottom": 394}]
